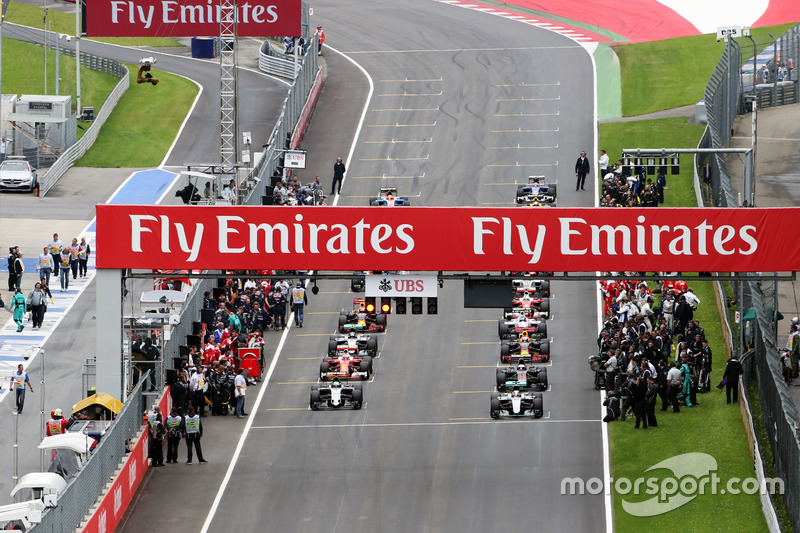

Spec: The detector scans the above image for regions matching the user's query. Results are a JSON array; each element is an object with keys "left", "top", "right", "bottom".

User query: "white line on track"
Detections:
[
  {"left": 250, "top": 419, "right": 599, "bottom": 430},
  {"left": 199, "top": 44, "right": 375, "bottom": 533}
]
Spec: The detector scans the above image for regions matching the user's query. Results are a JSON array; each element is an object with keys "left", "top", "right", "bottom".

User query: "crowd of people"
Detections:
[
  {"left": 599, "top": 160, "right": 668, "bottom": 207},
  {"left": 272, "top": 170, "right": 326, "bottom": 205},
  {"left": 4, "top": 233, "right": 90, "bottom": 332}
]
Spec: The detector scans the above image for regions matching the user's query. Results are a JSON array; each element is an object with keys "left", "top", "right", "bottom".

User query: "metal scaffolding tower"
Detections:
[{"left": 219, "top": 0, "right": 238, "bottom": 166}]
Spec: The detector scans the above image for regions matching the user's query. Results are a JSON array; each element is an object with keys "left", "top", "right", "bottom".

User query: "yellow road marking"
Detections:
[
  {"left": 461, "top": 341, "right": 497, "bottom": 345},
  {"left": 482, "top": 182, "right": 517, "bottom": 185},
  {"left": 307, "top": 311, "right": 340, "bottom": 314},
  {"left": 457, "top": 365, "right": 498, "bottom": 368},
  {"left": 277, "top": 381, "right": 319, "bottom": 385},
  {"left": 296, "top": 333, "right": 336, "bottom": 337},
  {"left": 266, "top": 408, "right": 309, "bottom": 411},
  {"left": 317, "top": 291, "right": 352, "bottom": 294},
  {"left": 448, "top": 417, "right": 490, "bottom": 420},
  {"left": 453, "top": 390, "right": 495, "bottom": 394},
  {"left": 287, "top": 357, "right": 322, "bottom": 360},
  {"left": 480, "top": 202, "right": 515, "bottom": 205},
  {"left": 464, "top": 319, "right": 496, "bottom": 322}
]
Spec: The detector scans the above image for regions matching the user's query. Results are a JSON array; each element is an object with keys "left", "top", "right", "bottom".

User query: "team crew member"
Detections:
[
  {"left": 46, "top": 408, "right": 70, "bottom": 436},
  {"left": 184, "top": 406, "right": 206, "bottom": 464},
  {"left": 37, "top": 246, "right": 53, "bottom": 287},
  {"left": 49, "top": 234, "right": 63, "bottom": 276},
  {"left": 291, "top": 282, "right": 308, "bottom": 327},
  {"left": 165, "top": 408, "right": 183, "bottom": 464},
  {"left": 11, "top": 288, "right": 26, "bottom": 332},
  {"left": 234, "top": 369, "right": 247, "bottom": 418},
  {"left": 575, "top": 151, "right": 590, "bottom": 191},
  {"left": 10, "top": 364, "right": 33, "bottom": 413}
]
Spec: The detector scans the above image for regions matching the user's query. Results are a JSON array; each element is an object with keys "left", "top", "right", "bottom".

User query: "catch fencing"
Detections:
[
  {"left": 162, "top": 33, "right": 321, "bottom": 371},
  {"left": 28, "top": 374, "right": 148, "bottom": 533},
  {"left": 39, "top": 49, "right": 129, "bottom": 196},
  {"left": 701, "top": 23, "right": 800, "bottom": 533}
]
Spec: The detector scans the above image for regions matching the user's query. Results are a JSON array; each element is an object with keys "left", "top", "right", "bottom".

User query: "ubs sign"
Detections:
[{"left": 366, "top": 274, "right": 437, "bottom": 298}]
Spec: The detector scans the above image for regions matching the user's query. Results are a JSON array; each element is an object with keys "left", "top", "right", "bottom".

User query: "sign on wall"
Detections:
[
  {"left": 365, "top": 274, "right": 437, "bottom": 297},
  {"left": 95, "top": 205, "right": 800, "bottom": 272},
  {"left": 85, "top": 0, "right": 302, "bottom": 37}
]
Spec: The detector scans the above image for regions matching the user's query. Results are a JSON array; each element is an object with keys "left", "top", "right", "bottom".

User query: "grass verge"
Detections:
[
  {"left": 2, "top": 37, "right": 119, "bottom": 132},
  {"left": 5, "top": 3, "right": 181, "bottom": 47},
  {"left": 614, "top": 23, "right": 798, "bottom": 117},
  {"left": 74, "top": 66, "right": 198, "bottom": 167},
  {"left": 600, "top": 119, "right": 767, "bottom": 532}
]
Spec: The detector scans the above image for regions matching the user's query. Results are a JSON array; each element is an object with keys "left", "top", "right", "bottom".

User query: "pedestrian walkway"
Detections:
[{"left": 0, "top": 168, "right": 178, "bottom": 404}]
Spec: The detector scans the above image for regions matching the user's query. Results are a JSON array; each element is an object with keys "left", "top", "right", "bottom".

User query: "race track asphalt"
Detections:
[{"left": 123, "top": 1, "right": 606, "bottom": 532}]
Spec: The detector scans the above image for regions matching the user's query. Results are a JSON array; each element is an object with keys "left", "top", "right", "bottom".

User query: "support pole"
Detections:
[{"left": 96, "top": 269, "right": 123, "bottom": 399}]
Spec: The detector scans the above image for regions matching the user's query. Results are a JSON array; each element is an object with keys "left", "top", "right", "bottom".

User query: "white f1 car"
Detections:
[
  {"left": 310, "top": 379, "right": 363, "bottom": 410},
  {"left": 490, "top": 388, "right": 544, "bottom": 419}
]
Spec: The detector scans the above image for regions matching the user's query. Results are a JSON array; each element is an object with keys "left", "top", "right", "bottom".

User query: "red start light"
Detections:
[
  {"left": 381, "top": 303, "right": 391, "bottom": 313},
  {"left": 366, "top": 303, "right": 376, "bottom": 312}
]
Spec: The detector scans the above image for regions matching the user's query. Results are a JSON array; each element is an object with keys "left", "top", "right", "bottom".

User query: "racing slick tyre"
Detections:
[
  {"left": 540, "top": 340, "right": 550, "bottom": 363},
  {"left": 338, "top": 315, "right": 347, "bottom": 332},
  {"left": 362, "top": 355, "right": 374, "bottom": 373},
  {"left": 490, "top": 398, "right": 501, "bottom": 419},
  {"left": 538, "top": 368, "right": 548, "bottom": 389},
  {"left": 376, "top": 314, "right": 387, "bottom": 330},
  {"left": 537, "top": 322, "right": 548, "bottom": 339},
  {"left": 401, "top": 198, "right": 411, "bottom": 206},
  {"left": 352, "top": 382, "right": 363, "bottom": 393},
  {"left": 359, "top": 361, "right": 371, "bottom": 379},
  {"left": 366, "top": 336, "right": 378, "bottom": 355},
  {"left": 370, "top": 199, "right": 380, "bottom": 206},
  {"left": 516, "top": 185, "right": 526, "bottom": 197},
  {"left": 540, "top": 299, "right": 550, "bottom": 313},
  {"left": 532, "top": 395, "right": 544, "bottom": 418},
  {"left": 540, "top": 280, "right": 550, "bottom": 294},
  {"left": 352, "top": 389, "right": 363, "bottom": 409},
  {"left": 496, "top": 370, "right": 507, "bottom": 391},
  {"left": 503, "top": 307, "right": 513, "bottom": 315},
  {"left": 310, "top": 390, "right": 321, "bottom": 410},
  {"left": 319, "top": 361, "right": 330, "bottom": 380},
  {"left": 328, "top": 340, "right": 338, "bottom": 356},
  {"left": 220, "top": 387, "right": 232, "bottom": 407},
  {"left": 500, "top": 342, "right": 511, "bottom": 363},
  {"left": 498, "top": 320, "right": 511, "bottom": 338}
]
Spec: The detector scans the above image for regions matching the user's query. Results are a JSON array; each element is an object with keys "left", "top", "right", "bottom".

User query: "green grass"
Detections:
[
  {"left": 5, "top": 2, "right": 181, "bottom": 47},
  {"left": 600, "top": 118, "right": 768, "bottom": 531},
  {"left": 74, "top": 66, "right": 198, "bottom": 167},
  {"left": 2, "top": 37, "right": 119, "bottom": 120},
  {"left": 614, "top": 23, "right": 798, "bottom": 116}
]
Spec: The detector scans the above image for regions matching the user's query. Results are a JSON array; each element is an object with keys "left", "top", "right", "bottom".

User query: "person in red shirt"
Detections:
[
  {"left": 313, "top": 25, "right": 325, "bottom": 55},
  {"left": 46, "top": 408, "right": 70, "bottom": 436}
]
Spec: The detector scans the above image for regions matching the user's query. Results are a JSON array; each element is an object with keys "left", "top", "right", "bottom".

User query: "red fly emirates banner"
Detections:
[
  {"left": 85, "top": 0, "right": 301, "bottom": 37},
  {"left": 95, "top": 205, "right": 800, "bottom": 272}
]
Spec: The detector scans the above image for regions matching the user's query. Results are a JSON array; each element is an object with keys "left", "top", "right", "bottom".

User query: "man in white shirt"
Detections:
[
  {"left": 234, "top": 369, "right": 247, "bottom": 418},
  {"left": 666, "top": 362, "right": 682, "bottom": 412},
  {"left": 683, "top": 288, "right": 701, "bottom": 310},
  {"left": 598, "top": 149, "right": 609, "bottom": 174}
]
